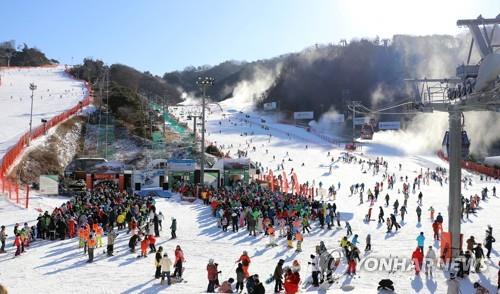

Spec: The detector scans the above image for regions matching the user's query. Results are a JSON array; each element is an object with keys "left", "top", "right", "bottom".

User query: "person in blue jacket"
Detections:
[{"left": 416, "top": 232, "right": 425, "bottom": 253}]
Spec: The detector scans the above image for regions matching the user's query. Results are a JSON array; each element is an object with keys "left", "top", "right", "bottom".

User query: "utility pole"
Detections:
[
  {"left": 28, "top": 82, "right": 37, "bottom": 146},
  {"left": 351, "top": 101, "right": 359, "bottom": 144},
  {"left": 448, "top": 109, "right": 463, "bottom": 259},
  {"left": 193, "top": 116, "right": 197, "bottom": 139},
  {"left": 196, "top": 76, "right": 215, "bottom": 187},
  {"left": 105, "top": 69, "right": 110, "bottom": 159}
]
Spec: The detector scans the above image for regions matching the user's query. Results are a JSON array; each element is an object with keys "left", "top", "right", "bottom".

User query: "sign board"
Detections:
[
  {"left": 134, "top": 169, "right": 165, "bottom": 190},
  {"left": 378, "top": 121, "right": 401, "bottom": 130},
  {"left": 263, "top": 102, "right": 277, "bottom": 111},
  {"left": 168, "top": 159, "right": 196, "bottom": 172},
  {"left": 293, "top": 111, "right": 314, "bottom": 120},
  {"left": 39, "top": 175, "right": 59, "bottom": 195},
  {"left": 353, "top": 117, "right": 370, "bottom": 125}
]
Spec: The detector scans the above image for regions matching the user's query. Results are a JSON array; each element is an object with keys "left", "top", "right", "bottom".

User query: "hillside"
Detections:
[
  {"left": 163, "top": 35, "right": 472, "bottom": 118},
  {"left": 0, "top": 41, "right": 54, "bottom": 67}
]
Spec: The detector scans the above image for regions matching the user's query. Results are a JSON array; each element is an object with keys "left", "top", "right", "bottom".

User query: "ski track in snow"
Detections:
[{"left": 0, "top": 79, "right": 499, "bottom": 293}]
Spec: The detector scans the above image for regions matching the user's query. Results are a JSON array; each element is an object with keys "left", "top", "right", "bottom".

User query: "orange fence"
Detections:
[
  {"left": 0, "top": 72, "right": 93, "bottom": 208},
  {"left": 437, "top": 150, "right": 500, "bottom": 179}
]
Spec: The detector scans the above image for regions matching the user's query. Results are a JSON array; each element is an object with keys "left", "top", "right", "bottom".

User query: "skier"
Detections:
[
  {"left": 416, "top": 232, "right": 425, "bottom": 253},
  {"left": 411, "top": 247, "right": 423, "bottom": 275},
  {"left": 400, "top": 205, "right": 407, "bottom": 222},
  {"left": 273, "top": 259, "right": 284, "bottom": 293},
  {"left": 385, "top": 194, "right": 390, "bottom": 206},
  {"left": 170, "top": 218, "right": 177, "bottom": 239},
  {"left": 416, "top": 206, "right": 422, "bottom": 223},
  {"left": 393, "top": 199, "right": 399, "bottom": 215},
  {"left": 155, "top": 246, "right": 164, "bottom": 279}
]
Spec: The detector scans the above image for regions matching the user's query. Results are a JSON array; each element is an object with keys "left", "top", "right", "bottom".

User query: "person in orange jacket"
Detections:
[
  {"left": 68, "top": 218, "right": 76, "bottom": 238},
  {"left": 140, "top": 236, "right": 150, "bottom": 258},
  {"left": 411, "top": 247, "right": 424, "bottom": 275},
  {"left": 14, "top": 233, "right": 22, "bottom": 256},
  {"left": 87, "top": 233, "right": 96, "bottom": 263},
  {"left": 236, "top": 251, "right": 251, "bottom": 278}
]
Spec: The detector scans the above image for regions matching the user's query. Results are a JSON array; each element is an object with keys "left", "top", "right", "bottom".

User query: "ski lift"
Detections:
[{"left": 441, "top": 114, "right": 470, "bottom": 158}]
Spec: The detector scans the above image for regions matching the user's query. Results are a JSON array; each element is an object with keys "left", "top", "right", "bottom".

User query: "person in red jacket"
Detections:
[
  {"left": 14, "top": 233, "right": 22, "bottom": 256},
  {"left": 148, "top": 235, "right": 156, "bottom": 253},
  {"left": 206, "top": 259, "right": 219, "bottom": 292},
  {"left": 140, "top": 236, "right": 149, "bottom": 258},
  {"left": 67, "top": 218, "right": 76, "bottom": 238},
  {"left": 283, "top": 268, "right": 300, "bottom": 294},
  {"left": 411, "top": 247, "right": 424, "bottom": 275},
  {"left": 173, "top": 245, "right": 185, "bottom": 279},
  {"left": 432, "top": 221, "right": 440, "bottom": 241}
]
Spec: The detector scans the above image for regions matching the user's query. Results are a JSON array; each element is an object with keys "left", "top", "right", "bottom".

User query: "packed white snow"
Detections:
[
  {"left": 0, "top": 96, "right": 499, "bottom": 294},
  {"left": 0, "top": 66, "right": 86, "bottom": 158}
]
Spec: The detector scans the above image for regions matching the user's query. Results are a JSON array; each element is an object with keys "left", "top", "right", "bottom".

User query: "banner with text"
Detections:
[{"left": 294, "top": 111, "right": 314, "bottom": 120}]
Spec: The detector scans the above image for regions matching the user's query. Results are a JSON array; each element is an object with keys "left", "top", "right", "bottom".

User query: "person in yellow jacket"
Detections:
[
  {"left": 96, "top": 225, "right": 104, "bottom": 247},
  {"left": 117, "top": 213, "right": 126, "bottom": 230}
]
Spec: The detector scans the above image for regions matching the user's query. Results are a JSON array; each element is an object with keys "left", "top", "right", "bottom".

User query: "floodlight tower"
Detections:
[
  {"left": 196, "top": 76, "right": 215, "bottom": 186},
  {"left": 28, "top": 82, "right": 37, "bottom": 146}
]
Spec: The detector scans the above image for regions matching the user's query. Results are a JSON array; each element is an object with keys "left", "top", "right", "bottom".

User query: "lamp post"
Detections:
[
  {"left": 28, "top": 82, "right": 37, "bottom": 146},
  {"left": 196, "top": 76, "right": 215, "bottom": 187}
]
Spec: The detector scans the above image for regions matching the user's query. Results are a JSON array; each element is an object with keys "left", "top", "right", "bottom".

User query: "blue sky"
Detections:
[{"left": 1, "top": 0, "right": 498, "bottom": 75}]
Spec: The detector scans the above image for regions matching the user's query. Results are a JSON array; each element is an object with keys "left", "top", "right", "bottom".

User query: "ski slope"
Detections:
[
  {"left": 0, "top": 66, "right": 86, "bottom": 158},
  {"left": 0, "top": 96, "right": 499, "bottom": 293}
]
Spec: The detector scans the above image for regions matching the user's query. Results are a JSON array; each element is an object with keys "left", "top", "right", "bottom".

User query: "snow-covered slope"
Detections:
[
  {"left": 0, "top": 66, "right": 86, "bottom": 158},
  {"left": 0, "top": 97, "right": 499, "bottom": 293}
]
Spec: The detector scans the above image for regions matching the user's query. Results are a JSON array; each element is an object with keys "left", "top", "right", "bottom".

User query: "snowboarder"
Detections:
[
  {"left": 485, "top": 233, "right": 496, "bottom": 259},
  {"left": 273, "top": 259, "right": 284, "bottom": 293}
]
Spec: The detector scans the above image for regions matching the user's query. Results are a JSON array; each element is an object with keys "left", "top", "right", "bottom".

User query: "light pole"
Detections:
[
  {"left": 196, "top": 76, "right": 215, "bottom": 187},
  {"left": 28, "top": 82, "right": 37, "bottom": 146}
]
